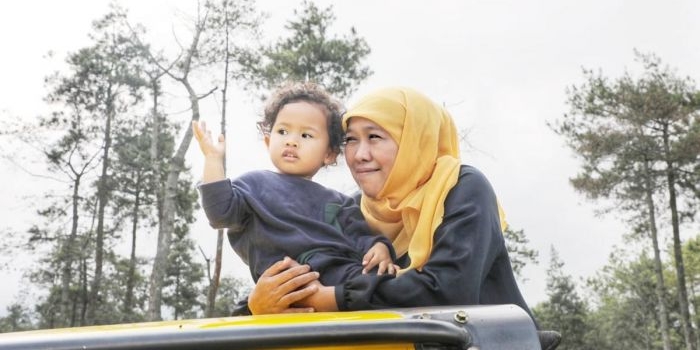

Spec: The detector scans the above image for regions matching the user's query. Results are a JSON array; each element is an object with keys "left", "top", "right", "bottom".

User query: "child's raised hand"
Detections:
[
  {"left": 362, "top": 242, "right": 396, "bottom": 275},
  {"left": 192, "top": 120, "right": 226, "bottom": 160}
]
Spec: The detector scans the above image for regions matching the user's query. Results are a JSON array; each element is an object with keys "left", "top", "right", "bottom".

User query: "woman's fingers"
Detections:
[
  {"left": 260, "top": 256, "right": 296, "bottom": 277},
  {"left": 278, "top": 281, "right": 319, "bottom": 310},
  {"left": 249, "top": 258, "right": 319, "bottom": 314}
]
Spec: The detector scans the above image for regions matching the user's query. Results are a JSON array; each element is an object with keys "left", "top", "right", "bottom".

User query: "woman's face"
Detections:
[{"left": 344, "top": 117, "right": 399, "bottom": 199}]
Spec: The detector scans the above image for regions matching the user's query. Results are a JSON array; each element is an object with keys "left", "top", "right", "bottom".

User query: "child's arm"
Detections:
[
  {"left": 362, "top": 242, "right": 397, "bottom": 275},
  {"left": 192, "top": 120, "right": 226, "bottom": 184}
]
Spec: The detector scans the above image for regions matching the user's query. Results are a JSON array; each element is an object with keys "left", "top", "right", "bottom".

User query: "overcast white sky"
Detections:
[{"left": 1, "top": 0, "right": 700, "bottom": 313}]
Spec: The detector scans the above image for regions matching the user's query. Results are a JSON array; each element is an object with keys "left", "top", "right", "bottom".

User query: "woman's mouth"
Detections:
[{"left": 353, "top": 167, "right": 377, "bottom": 175}]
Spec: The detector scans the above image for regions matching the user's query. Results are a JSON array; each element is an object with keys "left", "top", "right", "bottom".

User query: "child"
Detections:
[{"left": 193, "top": 81, "right": 395, "bottom": 286}]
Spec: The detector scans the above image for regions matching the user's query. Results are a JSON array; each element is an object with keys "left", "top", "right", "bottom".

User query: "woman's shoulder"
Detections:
[
  {"left": 456, "top": 165, "right": 493, "bottom": 188},
  {"left": 447, "top": 165, "right": 497, "bottom": 204}
]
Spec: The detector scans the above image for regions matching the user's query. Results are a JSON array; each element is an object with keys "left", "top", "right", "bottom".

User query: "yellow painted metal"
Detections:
[
  {"left": 201, "top": 310, "right": 404, "bottom": 328},
  {"left": 0, "top": 310, "right": 404, "bottom": 336}
]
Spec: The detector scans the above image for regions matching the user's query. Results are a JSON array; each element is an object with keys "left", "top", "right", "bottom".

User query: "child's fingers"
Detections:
[
  {"left": 192, "top": 121, "right": 202, "bottom": 139},
  {"left": 362, "top": 252, "right": 377, "bottom": 274},
  {"left": 364, "top": 254, "right": 388, "bottom": 274},
  {"left": 377, "top": 260, "right": 396, "bottom": 275},
  {"left": 362, "top": 251, "right": 374, "bottom": 267}
]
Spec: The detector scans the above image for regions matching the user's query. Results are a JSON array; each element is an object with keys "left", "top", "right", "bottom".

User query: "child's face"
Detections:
[{"left": 264, "top": 101, "right": 337, "bottom": 179}]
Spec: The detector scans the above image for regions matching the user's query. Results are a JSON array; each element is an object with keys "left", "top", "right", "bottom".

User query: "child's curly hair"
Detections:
[{"left": 258, "top": 81, "right": 344, "bottom": 156}]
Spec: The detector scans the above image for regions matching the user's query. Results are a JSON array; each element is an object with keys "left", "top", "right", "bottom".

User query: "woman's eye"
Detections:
[
  {"left": 343, "top": 136, "right": 357, "bottom": 144},
  {"left": 369, "top": 133, "right": 382, "bottom": 140}
]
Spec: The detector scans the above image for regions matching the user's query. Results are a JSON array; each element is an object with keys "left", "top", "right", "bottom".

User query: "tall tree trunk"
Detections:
[
  {"left": 147, "top": 81, "right": 202, "bottom": 321},
  {"left": 206, "top": 14, "right": 232, "bottom": 316},
  {"left": 206, "top": 231, "right": 224, "bottom": 317},
  {"left": 87, "top": 95, "right": 115, "bottom": 325},
  {"left": 80, "top": 197, "right": 98, "bottom": 326},
  {"left": 147, "top": 76, "right": 165, "bottom": 320},
  {"left": 60, "top": 174, "right": 82, "bottom": 327},
  {"left": 80, "top": 255, "right": 88, "bottom": 326},
  {"left": 149, "top": 78, "right": 160, "bottom": 173},
  {"left": 643, "top": 159, "right": 672, "bottom": 350},
  {"left": 123, "top": 171, "right": 142, "bottom": 321},
  {"left": 664, "top": 125, "right": 696, "bottom": 350},
  {"left": 147, "top": 11, "right": 208, "bottom": 320}
]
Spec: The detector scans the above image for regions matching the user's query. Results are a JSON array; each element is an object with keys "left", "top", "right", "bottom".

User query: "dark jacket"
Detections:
[{"left": 336, "top": 165, "right": 533, "bottom": 320}]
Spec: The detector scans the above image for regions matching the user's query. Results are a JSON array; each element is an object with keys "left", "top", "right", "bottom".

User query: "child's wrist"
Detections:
[{"left": 204, "top": 154, "right": 225, "bottom": 163}]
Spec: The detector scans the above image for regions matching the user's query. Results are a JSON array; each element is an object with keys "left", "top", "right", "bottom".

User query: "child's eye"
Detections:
[
  {"left": 302, "top": 133, "right": 313, "bottom": 139},
  {"left": 276, "top": 128, "right": 288, "bottom": 135}
]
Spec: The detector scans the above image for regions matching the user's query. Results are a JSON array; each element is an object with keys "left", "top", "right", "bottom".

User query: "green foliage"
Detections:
[
  {"left": 552, "top": 51, "right": 700, "bottom": 222},
  {"left": 503, "top": 227, "right": 538, "bottom": 279},
  {"left": 111, "top": 256, "right": 149, "bottom": 323},
  {"left": 240, "top": 0, "right": 372, "bottom": 100},
  {"left": 0, "top": 304, "right": 35, "bottom": 333},
  {"left": 27, "top": 225, "right": 94, "bottom": 328},
  {"left": 533, "top": 248, "right": 589, "bottom": 350},
  {"left": 682, "top": 236, "right": 700, "bottom": 336},
  {"left": 209, "top": 276, "right": 252, "bottom": 317},
  {"left": 162, "top": 224, "right": 205, "bottom": 320},
  {"left": 202, "top": 0, "right": 263, "bottom": 66},
  {"left": 585, "top": 247, "right": 685, "bottom": 349}
]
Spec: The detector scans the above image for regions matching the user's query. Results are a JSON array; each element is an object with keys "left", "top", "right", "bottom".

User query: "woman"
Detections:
[{"left": 242, "top": 86, "right": 533, "bottom": 320}]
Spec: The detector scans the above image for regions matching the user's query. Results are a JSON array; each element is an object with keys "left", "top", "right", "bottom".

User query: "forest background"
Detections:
[{"left": 0, "top": 1, "right": 699, "bottom": 349}]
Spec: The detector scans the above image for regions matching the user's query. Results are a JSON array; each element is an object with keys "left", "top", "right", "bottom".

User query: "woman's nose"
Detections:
[{"left": 353, "top": 141, "right": 371, "bottom": 161}]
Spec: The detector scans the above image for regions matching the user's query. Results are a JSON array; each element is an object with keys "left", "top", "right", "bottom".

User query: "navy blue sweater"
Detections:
[{"left": 198, "top": 170, "right": 393, "bottom": 285}]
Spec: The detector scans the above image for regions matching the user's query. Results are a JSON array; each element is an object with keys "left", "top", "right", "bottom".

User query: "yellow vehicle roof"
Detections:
[{"left": 0, "top": 304, "right": 540, "bottom": 350}]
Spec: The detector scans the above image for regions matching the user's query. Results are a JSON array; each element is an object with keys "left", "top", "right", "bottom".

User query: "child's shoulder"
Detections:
[{"left": 234, "top": 169, "right": 269, "bottom": 182}]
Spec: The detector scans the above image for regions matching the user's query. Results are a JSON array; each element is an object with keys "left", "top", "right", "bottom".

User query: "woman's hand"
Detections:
[
  {"left": 294, "top": 282, "right": 339, "bottom": 312},
  {"left": 248, "top": 257, "right": 321, "bottom": 315}
]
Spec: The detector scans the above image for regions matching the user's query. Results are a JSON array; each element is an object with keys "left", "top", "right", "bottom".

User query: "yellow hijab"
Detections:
[{"left": 343, "top": 87, "right": 507, "bottom": 274}]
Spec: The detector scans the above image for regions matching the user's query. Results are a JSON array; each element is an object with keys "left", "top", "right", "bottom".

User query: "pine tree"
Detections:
[
  {"left": 533, "top": 247, "right": 589, "bottom": 350},
  {"left": 239, "top": 0, "right": 372, "bottom": 100}
]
